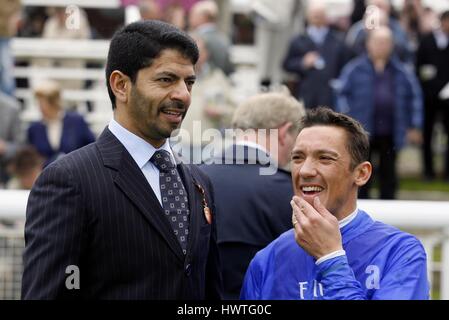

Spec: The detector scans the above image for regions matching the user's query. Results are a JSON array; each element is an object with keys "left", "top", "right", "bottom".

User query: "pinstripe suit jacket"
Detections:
[{"left": 22, "top": 128, "right": 222, "bottom": 299}]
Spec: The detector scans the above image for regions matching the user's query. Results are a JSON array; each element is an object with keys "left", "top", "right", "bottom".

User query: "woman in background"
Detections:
[{"left": 28, "top": 80, "right": 95, "bottom": 166}]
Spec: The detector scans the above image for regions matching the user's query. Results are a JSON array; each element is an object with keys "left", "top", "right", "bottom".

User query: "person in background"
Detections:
[
  {"left": 188, "top": 0, "right": 234, "bottom": 76},
  {"left": 399, "top": 0, "right": 436, "bottom": 52},
  {"left": 6, "top": 146, "right": 43, "bottom": 190},
  {"left": 283, "top": 2, "right": 348, "bottom": 109},
  {"left": 250, "top": 0, "right": 302, "bottom": 88},
  {"left": 0, "top": 0, "right": 21, "bottom": 96},
  {"left": 345, "top": 0, "right": 413, "bottom": 65},
  {"left": 0, "top": 91, "right": 24, "bottom": 187},
  {"left": 138, "top": 0, "right": 163, "bottom": 21},
  {"left": 350, "top": 0, "right": 366, "bottom": 25},
  {"left": 241, "top": 107, "right": 429, "bottom": 300},
  {"left": 336, "top": 26, "right": 422, "bottom": 199},
  {"left": 200, "top": 91, "right": 305, "bottom": 299},
  {"left": 32, "top": 6, "right": 91, "bottom": 90},
  {"left": 416, "top": 10, "right": 449, "bottom": 181},
  {"left": 27, "top": 80, "right": 95, "bottom": 166}
]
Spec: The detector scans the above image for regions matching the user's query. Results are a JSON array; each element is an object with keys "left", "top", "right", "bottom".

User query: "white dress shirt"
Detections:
[
  {"left": 108, "top": 119, "right": 176, "bottom": 206},
  {"left": 433, "top": 29, "right": 449, "bottom": 50},
  {"left": 44, "top": 112, "right": 64, "bottom": 151}
]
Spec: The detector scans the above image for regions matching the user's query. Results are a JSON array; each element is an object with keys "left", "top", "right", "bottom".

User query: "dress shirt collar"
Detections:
[
  {"left": 235, "top": 140, "right": 269, "bottom": 155},
  {"left": 433, "top": 29, "right": 449, "bottom": 50},
  {"left": 108, "top": 118, "right": 175, "bottom": 169},
  {"left": 339, "top": 207, "right": 359, "bottom": 229},
  {"left": 196, "top": 23, "right": 216, "bottom": 33},
  {"left": 307, "top": 26, "right": 329, "bottom": 45}
]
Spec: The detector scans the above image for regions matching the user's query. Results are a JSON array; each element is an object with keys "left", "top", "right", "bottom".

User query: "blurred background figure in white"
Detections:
[
  {"left": 31, "top": 6, "right": 91, "bottom": 90},
  {"left": 250, "top": 0, "right": 302, "bottom": 89}
]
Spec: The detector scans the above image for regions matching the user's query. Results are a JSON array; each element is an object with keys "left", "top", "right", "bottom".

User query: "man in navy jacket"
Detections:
[
  {"left": 201, "top": 92, "right": 305, "bottom": 299},
  {"left": 283, "top": 3, "right": 348, "bottom": 109},
  {"left": 22, "top": 20, "right": 222, "bottom": 300},
  {"left": 336, "top": 26, "right": 423, "bottom": 199}
]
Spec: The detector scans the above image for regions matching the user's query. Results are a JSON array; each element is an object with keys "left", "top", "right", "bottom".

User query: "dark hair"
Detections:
[
  {"left": 105, "top": 20, "right": 199, "bottom": 109},
  {"left": 299, "top": 107, "right": 370, "bottom": 169},
  {"left": 9, "top": 146, "right": 44, "bottom": 176},
  {"left": 441, "top": 10, "right": 449, "bottom": 21}
]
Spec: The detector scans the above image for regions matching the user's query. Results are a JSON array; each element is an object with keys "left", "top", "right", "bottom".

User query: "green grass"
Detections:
[{"left": 399, "top": 177, "right": 449, "bottom": 193}]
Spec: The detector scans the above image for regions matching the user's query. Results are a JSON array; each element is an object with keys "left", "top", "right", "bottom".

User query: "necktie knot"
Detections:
[{"left": 150, "top": 150, "right": 175, "bottom": 172}]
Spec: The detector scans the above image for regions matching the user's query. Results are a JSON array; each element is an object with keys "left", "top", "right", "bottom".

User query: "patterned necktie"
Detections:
[{"left": 150, "top": 149, "right": 190, "bottom": 254}]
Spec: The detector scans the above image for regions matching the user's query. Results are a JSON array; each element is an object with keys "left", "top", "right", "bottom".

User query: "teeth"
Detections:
[
  {"left": 302, "top": 186, "right": 323, "bottom": 192},
  {"left": 163, "top": 111, "right": 181, "bottom": 116}
]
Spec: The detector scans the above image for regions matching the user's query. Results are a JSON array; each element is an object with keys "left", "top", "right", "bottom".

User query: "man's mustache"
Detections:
[{"left": 160, "top": 101, "right": 187, "bottom": 113}]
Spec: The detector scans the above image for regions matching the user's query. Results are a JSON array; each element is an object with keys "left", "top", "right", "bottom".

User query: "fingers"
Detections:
[
  {"left": 291, "top": 212, "right": 298, "bottom": 227},
  {"left": 290, "top": 199, "right": 305, "bottom": 234},
  {"left": 313, "top": 196, "right": 331, "bottom": 218},
  {"left": 292, "top": 196, "right": 319, "bottom": 219}
]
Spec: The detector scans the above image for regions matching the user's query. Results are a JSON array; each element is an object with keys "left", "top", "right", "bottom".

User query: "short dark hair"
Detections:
[
  {"left": 299, "top": 107, "right": 370, "bottom": 169},
  {"left": 105, "top": 20, "right": 199, "bottom": 109},
  {"left": 441, "top": 10, "right": 449, "bottom": 21},
  {"left": 9, "top": 146, "right": 43, "bottom": 177}
]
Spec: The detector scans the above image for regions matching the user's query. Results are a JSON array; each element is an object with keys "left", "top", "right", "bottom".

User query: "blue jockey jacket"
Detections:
[{"left": 240, "top": 210, "right": 429, "bottom": 300}]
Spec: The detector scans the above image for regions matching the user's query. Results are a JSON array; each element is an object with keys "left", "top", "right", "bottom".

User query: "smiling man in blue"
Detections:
[{"left": 240, "top": 107, "right": 429, "bottom": 300}]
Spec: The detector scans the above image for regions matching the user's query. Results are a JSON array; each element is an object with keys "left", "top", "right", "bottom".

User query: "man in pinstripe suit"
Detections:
[{"left": 21, "top": 20, "right": 222, "bottom": 299}]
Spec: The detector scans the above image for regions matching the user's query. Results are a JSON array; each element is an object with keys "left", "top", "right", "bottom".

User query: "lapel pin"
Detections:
[{"left": 195, "top": 182, "right": 212, "bottom": 225}]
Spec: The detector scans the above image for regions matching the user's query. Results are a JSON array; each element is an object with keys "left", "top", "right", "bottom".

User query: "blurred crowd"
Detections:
[{"left": 0, "top": 0, "right": 448, "bottom": 200}]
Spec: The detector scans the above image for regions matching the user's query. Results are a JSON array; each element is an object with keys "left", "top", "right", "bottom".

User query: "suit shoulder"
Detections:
[{"left": 49, "top": 142, "right": 100, "bottom": 171}]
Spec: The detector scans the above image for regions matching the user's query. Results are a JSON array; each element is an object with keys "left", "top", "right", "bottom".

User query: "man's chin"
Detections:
[{"left": 156, "top": 125, "right": 179, "bottom": 140}]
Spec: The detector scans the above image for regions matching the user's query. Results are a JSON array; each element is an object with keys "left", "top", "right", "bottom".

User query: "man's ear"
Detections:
[
  {"left": 278, "top": 122, "right": 293, "bottom": 146},
  {"left": 354, "top": 161, "right": 372, "bottom": 187},
  {"left": 109, "top": 70, "right": 131, "bottom": 107}
]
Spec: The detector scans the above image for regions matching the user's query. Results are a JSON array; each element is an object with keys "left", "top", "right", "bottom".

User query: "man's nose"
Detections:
[
  {"left": 170, "top": 81, "right": 191, "bottom": 105},
  {"left": 299, "top": 158, "right": 317, "bottom": 178}
]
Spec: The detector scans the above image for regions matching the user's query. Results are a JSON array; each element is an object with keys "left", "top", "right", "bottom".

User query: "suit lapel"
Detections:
[{"left": 97, "top": 128, "right": 184, "bottom": 261}]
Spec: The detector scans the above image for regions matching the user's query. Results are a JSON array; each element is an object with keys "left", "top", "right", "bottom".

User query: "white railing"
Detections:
[
  {"left": 12, "top": 38, "right": 256, "bottom": 66},
  {"left": 0, "top": 190, "right": 29, "bottom": 220},
  {"left": 359, "top": 199, "right": 449, "bottom": 300},
  {"left": 21, "top": 0, "right": 120, "bottom": 8},
  {"left": 1, "top": 190, "right": 448, "bottom": 299}
]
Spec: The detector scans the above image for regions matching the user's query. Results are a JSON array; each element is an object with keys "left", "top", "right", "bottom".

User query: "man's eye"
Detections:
[
  {"left": 320, "top": 156, "right": 333, "bottom": 161},
  {"left": 186, "top": 80, "right": 195, "bottom": 87},
  {"left": 159, "top": 78, "right": 172, "bottom": 83}
]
